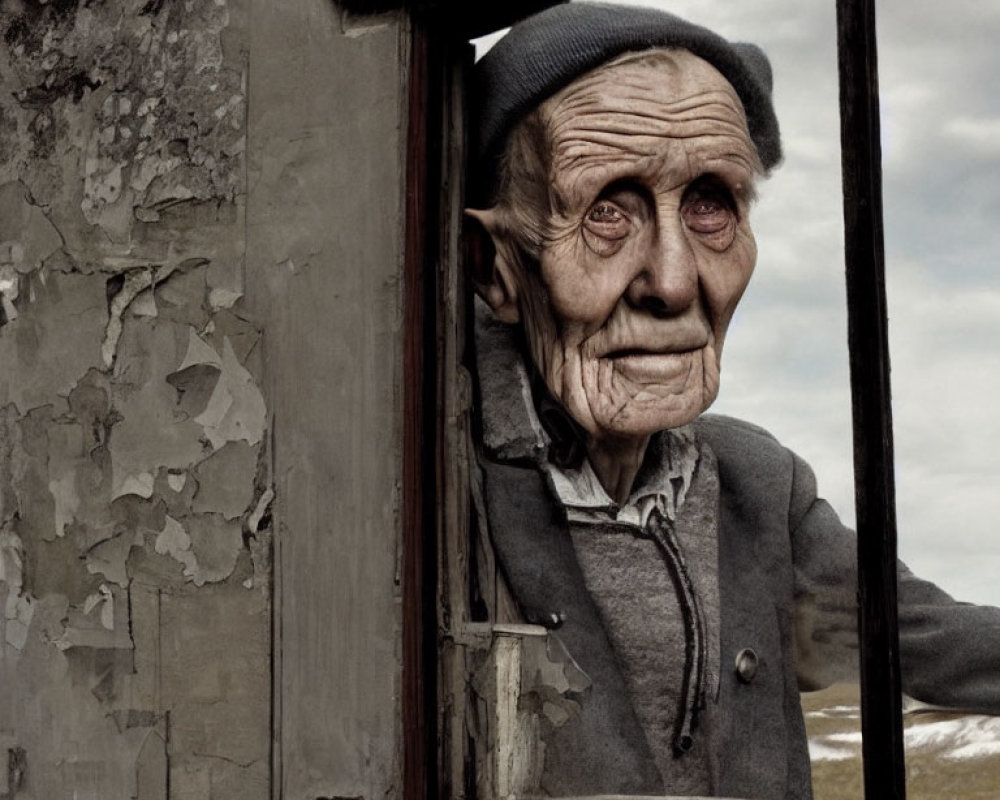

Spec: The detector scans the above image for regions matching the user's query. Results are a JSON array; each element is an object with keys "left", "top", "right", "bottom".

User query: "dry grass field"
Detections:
[{"left": 803, "top": 684, "right": 1000, "bottom": 799}]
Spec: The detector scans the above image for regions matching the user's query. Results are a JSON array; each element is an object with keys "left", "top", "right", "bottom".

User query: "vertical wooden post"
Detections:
[
  {"left": 836, "top": 1, "right": 907, "bottom": 798},
  {"left": 403, "top": 11, "right": 440, "bottom": 800}
]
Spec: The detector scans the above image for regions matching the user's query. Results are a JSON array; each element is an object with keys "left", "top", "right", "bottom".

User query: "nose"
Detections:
[{"left": 625, "top": 218, "right": 698, "bottom": 318}]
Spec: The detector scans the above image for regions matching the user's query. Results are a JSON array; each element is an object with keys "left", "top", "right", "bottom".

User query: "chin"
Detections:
[
  {"left": 575, "top": 353, "right": 722, "bottom": 439},
  {"left": 592, "top": 392, "right": 714, "bottom": 439}
]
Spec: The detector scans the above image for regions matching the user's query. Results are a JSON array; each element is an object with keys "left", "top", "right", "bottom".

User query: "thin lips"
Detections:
[{"left": 603, "top": 344, "right": 705, "bottom": 358}]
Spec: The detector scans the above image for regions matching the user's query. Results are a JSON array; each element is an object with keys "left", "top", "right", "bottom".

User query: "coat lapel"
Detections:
[{"left": 481, "top": 457, "right": 664, "bottom": 794}]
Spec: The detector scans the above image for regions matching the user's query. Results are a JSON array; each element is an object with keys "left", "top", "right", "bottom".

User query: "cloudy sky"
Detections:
[{"left": 479, "top": 1, "right": 1000, "bottom": 605}]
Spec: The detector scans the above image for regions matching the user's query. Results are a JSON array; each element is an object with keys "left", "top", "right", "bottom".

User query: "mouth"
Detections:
[
  {"left": 603, "top": 345, "right": 703, "bottom": 359},
  {"left": 599, "top": 346, "right": 706, "bottom": 384}
]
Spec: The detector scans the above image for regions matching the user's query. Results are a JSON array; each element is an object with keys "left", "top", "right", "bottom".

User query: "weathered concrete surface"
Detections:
[{"left": 0, "top": 1, "right": 271, "bottom": 797}]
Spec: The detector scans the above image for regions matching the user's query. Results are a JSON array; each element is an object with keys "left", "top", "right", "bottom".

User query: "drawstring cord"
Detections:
[{"left": 644, "top": 506, "right": 707, "bottom": 756}]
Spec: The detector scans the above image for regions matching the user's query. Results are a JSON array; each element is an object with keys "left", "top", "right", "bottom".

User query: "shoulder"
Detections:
[
  {"left": 694, "top": 413, "right": 790, "bottom": 472},
  {"left": 694, "top": 413, "right": 819, "bottom": 525},
  {"left": 694, "top": 412, "right": 780, "bottom": 444}
]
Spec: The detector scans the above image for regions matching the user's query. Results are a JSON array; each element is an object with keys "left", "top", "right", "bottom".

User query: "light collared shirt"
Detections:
[{"left": 541, "top": 424, "right": 700, "bottom": 528}]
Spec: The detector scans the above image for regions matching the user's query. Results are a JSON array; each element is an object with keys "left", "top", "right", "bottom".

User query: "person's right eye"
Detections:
[{"left": 584, "top": 200, "right": 631, "bottom": 240}]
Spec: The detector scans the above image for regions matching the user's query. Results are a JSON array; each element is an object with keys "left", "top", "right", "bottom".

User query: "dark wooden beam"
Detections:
[
  {"left": 336, "top": 0, "right": 566, "bottom": 40},
  {"left": 836, "top": 1, "right": 907, "bottom": 798},
  {"left": 415, "top": 0, "right": 568, "bottom": 40},
  {"left": 399, "top": 2, "right": 565, "bottom": 796},
  {"left": 335, "top": 0, "right": 400, "bottom": 13},
  {"left": 403, "top": 13, "right": 436, "bottom": 800}
]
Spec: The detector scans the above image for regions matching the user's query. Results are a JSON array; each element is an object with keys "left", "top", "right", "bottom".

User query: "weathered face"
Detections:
[{"left": 481, "top": 51, "right": 760, "bottom": 444}]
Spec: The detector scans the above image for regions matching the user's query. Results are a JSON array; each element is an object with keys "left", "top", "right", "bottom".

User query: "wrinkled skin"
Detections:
[{"left": 472, "top": 52, "right": 760, "bottom": 501}]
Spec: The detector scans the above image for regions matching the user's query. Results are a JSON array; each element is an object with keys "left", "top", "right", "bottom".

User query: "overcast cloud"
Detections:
[{"left": 478, "top": 1, "right": 1000, "bottom": 604}]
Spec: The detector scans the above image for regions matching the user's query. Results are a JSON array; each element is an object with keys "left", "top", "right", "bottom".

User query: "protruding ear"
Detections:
[{"left": 464, "top": 207, "right": 521, "bottom": 324}]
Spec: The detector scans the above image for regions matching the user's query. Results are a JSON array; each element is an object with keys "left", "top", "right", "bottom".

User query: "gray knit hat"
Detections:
[{"left": 472, "top": 2, "right": 781, "bottom": 202}]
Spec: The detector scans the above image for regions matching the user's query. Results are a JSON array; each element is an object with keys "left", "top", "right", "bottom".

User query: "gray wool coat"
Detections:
[
  {"left": 474, "top": 303, "right": 1000, "bottom": 798},
  {"left": 482, "top": 413, "right": 1000, "bottom": 799}
]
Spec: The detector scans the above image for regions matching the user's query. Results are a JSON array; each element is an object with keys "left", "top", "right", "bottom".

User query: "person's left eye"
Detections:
[
  {"left": 681, "top": 178, "right": 737, "bottom": 244},
  {"left": 682, "top": 194, "right": 732, "bottom": 234}
]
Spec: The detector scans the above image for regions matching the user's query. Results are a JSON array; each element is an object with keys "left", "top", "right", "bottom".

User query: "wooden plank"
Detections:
[
  {"left": 244, "top": 2, "right": 408, "bottom": 797},
  {"left": 432, "top": 37, "right": 478, "bottom": 800},
  {"left": 835, "top": 0, "right": 907, "bottom": 798}
]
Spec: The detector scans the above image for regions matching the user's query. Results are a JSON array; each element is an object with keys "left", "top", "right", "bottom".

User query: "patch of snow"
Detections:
[
  {"left": 904, "top": 715, "right": 1000, "bottom": 759},
  {"left": 945, "top": 740, "right": 1000, "bottom": 761},
  {"left": 809, "top": 740, "right": 857, "bottom": 762},
  {"left": 825, "top": 731, "right": 863, "bottom": 745},
  {"left": 807, "top": 704, "right": 861, "bottom": 719}
]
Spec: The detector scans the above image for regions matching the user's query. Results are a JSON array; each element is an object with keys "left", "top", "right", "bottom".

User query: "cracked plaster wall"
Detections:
[{"left": 0, "top": 1, "right": 272, "bottom": 797}]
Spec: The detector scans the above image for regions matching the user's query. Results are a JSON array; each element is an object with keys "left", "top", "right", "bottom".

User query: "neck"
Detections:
[{"left": 586, "top": 434, "right": 652, "bottom": 506}]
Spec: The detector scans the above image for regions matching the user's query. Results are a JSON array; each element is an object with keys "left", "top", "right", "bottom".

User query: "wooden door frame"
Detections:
[{"left": 400, "top": 5, "right": 565, "bottom": 798}]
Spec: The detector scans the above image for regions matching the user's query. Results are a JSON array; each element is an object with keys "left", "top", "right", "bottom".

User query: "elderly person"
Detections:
[{"left": 466, "top": 3, "right": 1000, "bottom": 798}]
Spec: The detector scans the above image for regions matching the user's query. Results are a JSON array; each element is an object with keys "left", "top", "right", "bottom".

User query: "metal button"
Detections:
[
  {"left": 524, "top": 606, "right": 565, "bottom": 629},
  {"left": 735, "top": 647, "right": 759, "bottom": 684}
]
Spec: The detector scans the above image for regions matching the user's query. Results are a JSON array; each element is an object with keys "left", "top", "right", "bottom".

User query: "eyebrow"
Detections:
[
  {"left": 712, "top": 166, "right": 759, "bottom": 204},
  {"left": 549, "top": 146, "right": 760, "bottom": 216}
]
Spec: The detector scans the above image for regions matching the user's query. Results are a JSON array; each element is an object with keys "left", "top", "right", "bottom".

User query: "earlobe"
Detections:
[{"left": 464, "top": 207, "right": 521, "bottom": 324}]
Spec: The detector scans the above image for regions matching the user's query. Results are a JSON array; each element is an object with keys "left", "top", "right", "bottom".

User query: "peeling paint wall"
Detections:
[{"left": 0, "top": 1, "right": 273, "bottom": 797}]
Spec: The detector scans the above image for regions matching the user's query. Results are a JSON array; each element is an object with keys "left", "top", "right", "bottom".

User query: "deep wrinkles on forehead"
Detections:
[{"left": 540, "top": 61, "right": 759, "bottom": 210}]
